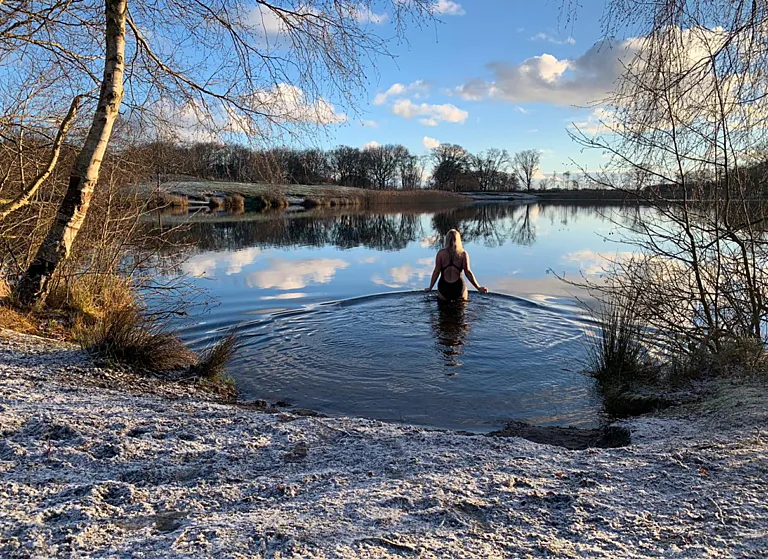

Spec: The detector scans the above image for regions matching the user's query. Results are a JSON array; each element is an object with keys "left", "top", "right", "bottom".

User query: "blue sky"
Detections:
[{"left": 315, "top": 0, "right": 621, "bottom": 177}]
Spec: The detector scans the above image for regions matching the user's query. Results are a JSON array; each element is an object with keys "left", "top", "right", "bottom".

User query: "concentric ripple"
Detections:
[{"left": 185, "top": 292, "right": 603, "bottom": 432}]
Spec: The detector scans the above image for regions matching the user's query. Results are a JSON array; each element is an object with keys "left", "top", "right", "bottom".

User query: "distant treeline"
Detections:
[{"left": 127, "top": 141, "right": 536, "bottom": 192}]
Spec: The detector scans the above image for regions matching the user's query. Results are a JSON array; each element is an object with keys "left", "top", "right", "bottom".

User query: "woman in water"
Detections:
[{"left": 425, "top": 229, "right": 488, "bottom": 301}]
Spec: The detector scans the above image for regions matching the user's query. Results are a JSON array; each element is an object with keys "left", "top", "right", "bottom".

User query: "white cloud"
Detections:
[
  {"left": 247, "top": 258, "right": 349, "bottom": 290},
  {"left": 392, "top": 99, "right": 468, "bottom": 124},
  {"left": 247, "top": 5, "right": 287, "bottom": 35},
  {"left": 432, "top": 0, "right": 465, "bottom": 16},
  {"left": 248, "top": 4, "right": 385, "bottom": 35},
  {"left": 531, "top": 32, "right": 576, "bottom": 45},
  {"left": 373, "top": 80, "right": 429, "bottom": 105},
  {"left": 454, "top": 37, "right": 639, "bottom": 106},
  {"left": 515, "top": 106, "right": 530, "bottom": 114},
  {"left": 360, "top": 119, "right": 378, "bottom": 127},
  {"left": 569, "top": 107, "right": 618, "bottom": 135},
  {"left": 250, "top": 83, "right": 347, "bottom": 125},
  {"left": 423, "top": 136, "right": 441, "bottom": 149},
  {"left": 364, "top": 140, "right": 381, "bottom": 149},
  {"left": 354, "top": 7, "right": 388, "bottom": 24}
]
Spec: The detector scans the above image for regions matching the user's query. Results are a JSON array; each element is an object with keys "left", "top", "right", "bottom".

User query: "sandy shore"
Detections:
[{"left": 1, "top": 330, "right": 766, "bottom": 558}]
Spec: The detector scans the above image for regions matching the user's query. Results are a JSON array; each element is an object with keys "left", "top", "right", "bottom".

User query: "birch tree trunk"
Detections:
[
  {"left": 0, "top": 96, "right": 81, "bottom": 221},
  {"left": 15, "top": 0, "right": 127, "bottom": 307}
]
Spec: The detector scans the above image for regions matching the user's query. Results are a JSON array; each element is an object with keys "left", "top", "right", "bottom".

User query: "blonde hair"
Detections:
[{"left": 444, "top": 229, "right": 465, "bottom": 259}]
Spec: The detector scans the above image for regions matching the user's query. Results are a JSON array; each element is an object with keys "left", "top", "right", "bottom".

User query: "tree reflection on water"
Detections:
[{"left": 163, "top": 202, "right": 623, "bottom": 254}]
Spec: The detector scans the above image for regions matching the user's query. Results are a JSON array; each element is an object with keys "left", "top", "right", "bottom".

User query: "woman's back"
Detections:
[
  {"left": 438, "top": 248, "right": 464, "bottom": 283},
  {"left": 425, "top": 229, "right": 487, "bottom": 300}
]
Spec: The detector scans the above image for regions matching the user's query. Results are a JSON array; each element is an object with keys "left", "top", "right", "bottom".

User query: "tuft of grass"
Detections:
[
  {"left": 0, "top": 304, "right": 38, "bottom": 334},
  {"left": 223, "top": 193, "right": 245, "bottom": 214},
  {"left": 78, "top": 306, "right": 197, "bottom": 373},
  {"left": 668, "top": 335, "right": 767, "bottom": 380},
  {"left": 46, "top": 274, "right": 135, "bottom": 321},
  {"left": 207, "top": 195, "right": 224, "bottom": 210},
  {"left": 79, "top": 305, "right": 239, "bottom": 389},
  {"left": 185, "top": 331, "right": 239, "bottom": 380},
  {"left": 585, "top": 298, "right": 658, "bottom": 416},
  {"left": 149, "top": 191, "right": 189, "bottom": 210}
]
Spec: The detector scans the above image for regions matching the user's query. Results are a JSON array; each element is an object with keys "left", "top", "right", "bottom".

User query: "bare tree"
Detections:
[
  {"left": 329, "top": 146, "right": 362, "bottom": 187},
  {"left": 470, "top": 148, "right": 510, "bottom": 191},
  {"left": 399, "top": 153, "right": 425, "bottom": 190},
  {"left": 1, "top": 0, "right": 433, "bottom": 306},
  {"left": 567, "top": 1, "right": 768, "bottom": 357},
  {"left": 512, "top": 150, "right": 540, "bottom": 192},
  {"left": 365, "top": 144, "right": 407, "bottom": 190},
  {"left": 431, "top": 144, "right": 469, "bottom": 191},
  {"left": 15, "top": 0, "right": 128, "bottom": 306}
]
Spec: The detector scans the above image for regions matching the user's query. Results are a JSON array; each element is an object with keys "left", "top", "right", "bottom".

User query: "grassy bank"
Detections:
[
  {"left": 147, "top": 179, "right": 470, "bottom": 213},
  {"left": 0, "top": 278, "right": 238, "bottom": 399}
]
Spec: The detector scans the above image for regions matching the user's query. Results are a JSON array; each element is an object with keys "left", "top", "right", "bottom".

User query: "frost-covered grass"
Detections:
[{"left": 1, "top": 330, "right": 766, "bottom": 558}]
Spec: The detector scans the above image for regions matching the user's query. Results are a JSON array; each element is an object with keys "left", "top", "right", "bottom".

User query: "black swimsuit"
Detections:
[{"left": 438, "top": 254, "right": 465, "bottom": 301}]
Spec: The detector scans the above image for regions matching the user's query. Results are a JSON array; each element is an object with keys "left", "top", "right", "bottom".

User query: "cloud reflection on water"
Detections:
[
  {"left": 372, "top": 258, "right": 434, "bottom": 288},
  {"left": 182, "top": 247, "right": 263, "bottom": 278},
  {"left": 247, "top": 258, "right": 349, "bottom": 290}
]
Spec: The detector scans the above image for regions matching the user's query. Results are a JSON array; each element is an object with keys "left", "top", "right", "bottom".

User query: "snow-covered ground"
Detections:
[{"left": 1, "top": 330, "right": 766, "bottom": 558}]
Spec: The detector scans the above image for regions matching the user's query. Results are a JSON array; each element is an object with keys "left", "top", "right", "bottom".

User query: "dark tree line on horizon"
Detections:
[{"left": 128, "top": 140, "right": 555, "bottom": 192}]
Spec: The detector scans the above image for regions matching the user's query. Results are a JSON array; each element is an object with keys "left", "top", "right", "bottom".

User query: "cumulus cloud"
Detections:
[
  {"left": 454, "top": 37, "right": 638, "bottom": 106},
  {"left": 373, "top": 80, "right": 429, "bottom": 105},
  {"left": 392, "top": 99, "right": 468, "bottom": 125},
  {"left": 423, "top": 136, "right": 441, "bottom": 149},
  {"left": 432, "top": 0, "right": 465, "bottom": 16},
  {"left": 364, "top": 140, "right": 381, "bottom": 149},
  {"left": 250, "top": 83, "right": 347, "bottom": 125},
  {"left": 247, "top": 258, "right": 349, "bottom": 290}
]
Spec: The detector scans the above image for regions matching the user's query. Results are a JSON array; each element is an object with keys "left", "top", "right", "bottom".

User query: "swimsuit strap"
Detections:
[{"left": 441, "top": 252, "right": 463, "bottom": 272}]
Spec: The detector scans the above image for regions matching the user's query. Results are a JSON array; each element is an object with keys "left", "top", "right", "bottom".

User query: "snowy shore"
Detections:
[{"left": 1, "top": 330, "right": 766, "bottom": 558}]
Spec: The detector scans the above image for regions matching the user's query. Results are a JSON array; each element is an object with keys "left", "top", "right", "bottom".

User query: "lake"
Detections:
[{"left": 164, "top": 202, "right": 644, "bottom": 432}]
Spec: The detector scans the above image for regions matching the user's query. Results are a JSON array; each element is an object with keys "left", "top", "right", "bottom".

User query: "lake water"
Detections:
[{"left": 167, "top": 202, "right": 643, "bottom": 432}]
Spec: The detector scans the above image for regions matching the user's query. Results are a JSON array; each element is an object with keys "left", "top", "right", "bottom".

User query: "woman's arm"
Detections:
[
  {"left": 463, "top": 252, "right": 489, "bottom": 294},
  {"left": 425, "top": 253, "right": 441, "bottom": 292}
]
